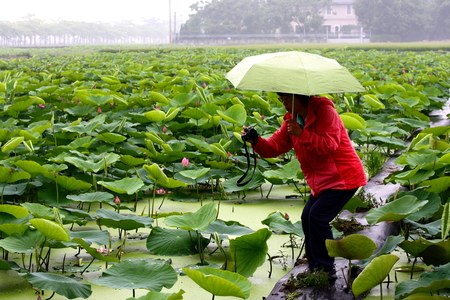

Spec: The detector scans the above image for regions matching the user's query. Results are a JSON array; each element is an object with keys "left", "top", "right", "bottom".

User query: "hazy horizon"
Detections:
[{"left": 0, "top": 0, "right": 196, "bottom": 24}]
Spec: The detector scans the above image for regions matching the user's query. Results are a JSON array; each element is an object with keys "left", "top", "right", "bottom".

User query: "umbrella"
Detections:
[{"left": 225, "top": 51, "right": 365, "bottom": 96}]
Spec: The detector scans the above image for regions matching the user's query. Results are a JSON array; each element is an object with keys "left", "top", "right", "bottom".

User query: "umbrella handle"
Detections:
[{"left": 236, "top": 142, "right": 257, "bottom": 187}]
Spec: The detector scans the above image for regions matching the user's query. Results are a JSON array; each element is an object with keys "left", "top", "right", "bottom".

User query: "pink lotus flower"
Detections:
[
  {"left": 202, "top": 82, "right": 207, "bottom": 88},
  {"left": 114, "top": 196, "right": 120, "bottom": 205},
  {"left": 97, "top": 107, "right": 102, "bottom": 113},
  {"left": 261, "top": 114, "right": 265, "bottom": 120},
  {"left": 196, "top": 101, "right": 200, "bottom": 107},
  {"left": 284, "top": 213, "right": 290, "bottom": 220},
  {"left": 227, "top": 151, "right": 231, "bottom": 157},
  {"left": 163, "top": 126, "right": 167, "bottom": 133},
  {"left": 38, "top": 104, "right": 45, "bottom": 108},
  {"left": 181, "top": 157, "right": 189, "bottom": 167}
]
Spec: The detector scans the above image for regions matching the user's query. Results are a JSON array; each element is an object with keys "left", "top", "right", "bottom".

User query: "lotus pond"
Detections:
[{"left": 0, "top": 46, "right": 449, "bottom": 300}]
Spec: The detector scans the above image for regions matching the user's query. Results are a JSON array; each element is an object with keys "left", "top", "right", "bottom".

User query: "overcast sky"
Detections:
[{"left": 0, "top": 0, "right": 197, "bottom": 23}]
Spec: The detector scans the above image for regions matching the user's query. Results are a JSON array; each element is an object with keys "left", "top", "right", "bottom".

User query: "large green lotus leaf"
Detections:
[
  {"left": 341, "top": 197, "right": 368, "bottom": 213},
  {"left": 144, "top": 163, "right": 169, "bottom": 185},
  {"left": 363, "top": 94, "right": 385, "bottom": 110},
  {"left": 222, "top": 171, "right": 266, "bottom": 193},
  {"left": 422, "top": 126, "right": 450, "bottom": 137},
  {"left": 0, "top": 204, "right": 29, "bottom": 219},
  {"left": 269, "top": 219, "right": 303, "bottom": 237},
  {"left": 14, "top": 160, "right": 51, "bottom": 177},
  {"left": 63, "top": 114, "right": 106, "bottom": 134},
  {"left": 182, "top": 267, "right": 251, "bottom": 299},
  {"left": 29, "top": 218, "right": 70, "bottom": 242},
  {"left": 159, "top": 178, "right": 188, "bottom": 189},
  {"left": 407, "top": 194, "right": 440, "bottom": 222},
  {"left": 179, "top": 168, "right": 210, "bottom": 180},
  {"left": 97, "top": 132, "right": 127, "bottom": 143},
  {"left": 54, "top": 175, "right": 92, "bottom": 191},
  {"left": 146, "top": 227, "right": 208, "bottom": 256},
  {"left": 120, "top": 155, "right": 147, "bottom": 166},
  {"left": 0, "top": 223, "right": 29, "bottom": 236},
  {"left": 211, "top": 143, "right": 228, "bottom": 158},
  {"left": 420, "top": 239, "right": 450, "bottom": 266},
  {"left": 352, "top": 254, "right": 399, "bottom": 296},
  {"left": 263, "top": 159, "right": 300, "bottom": 180},
  {"left": 365, "top": 196, "right": 428, "bottom": 225},
  {"left": 145, "top": 131, "right": 165, "bottom": 145},
  {"left": 150, "top": 91, "right": 170, "bottom": 105},
  {"left": 164, "top": 202, "right": 217, "bottom": 231},
  {"left": 358, "top": 235, "right": 405, "bottom": 268},
  {"left": 2, "top": 183, "right": 28, "bottom": 196},
  {"left": 418, "top": 176, "right": 450, "bottom": 193},
  {"left": 0, "top": 165, "right": 30, "bottom": 183},
  {"left": 90, "top": 260, "right": 177, "bottom": 291},
  {"left": 72, "top": 238, "right": 120, "bottom": 262},
  {"left": 229, "top": 228, "right": 272, "bottom": 278},
  {"left": 180, "top": 108, "right": 209, "bottom": 120},
  {"left": 395, "top": 262, "right": 450, "bottom": 300},
  {"left": 69, "top": 230, "right": 110, "bottom": 246},
  {"left": 25, "top": 272, "right": 92, "bottom": 299},
  {"left": 398, "top": 238, "right": 432, "bottom": 257},
  {"left": 203, "top": 220, "right": 255, "bottom": 236},
  {"left": 21, "top": 203, "right": 55, "bottom": 219},
  {"left": 186, "top": 137, "right": 213, "bottom": 152},
  {"left": 371, "top": 136, "right": 407, "bottom": 149},
  {"left": 144, "top": 110, "right": 166, "bottom": 122},
  {"left": 397, "top": 118, "right": 430, "bottom": 129},
  {"left": 164, "top": 107, "right": 180, "bottom": 122},
  {"left": 340, "top": 112, "right": 366, "bottom": 130},
  {"left": 97, "top": 177, "right": 144, "bottom": 195},
  {"left": 326, "top": 234, "right": 377, "bottom": 260},
  {"left": 88, "top": 94, "right": 114, "bottom": 105},
  {"left": 0, "top": 231, "right": 46, "bottom": 253},
  {"left": 65, "top": 105, "right": 95, "bottom": 116},
  {"left": 101, "top": 76, "right": 121, "bottom": 85},
  {"left": 128, "top": 290, "right": 185, "bottom": 300},
  {"left": 96, "top": 209, "right": 153, "bottom": 230},
  {"left": 1, "top": 136, "right": 24, "bottom": 152},
  {"left": 67, "top": 192, "right": 114, "bottom": 203},
  {"left": 216, "top": 104, "right": 247, "bottom": 125}
]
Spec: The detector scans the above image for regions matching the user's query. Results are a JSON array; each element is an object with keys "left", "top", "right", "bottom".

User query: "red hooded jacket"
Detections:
[{"left": 253, "top": 96, "right": 367, "bottom": 197}]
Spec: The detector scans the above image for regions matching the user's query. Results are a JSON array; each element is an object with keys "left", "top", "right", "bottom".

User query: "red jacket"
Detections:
[{"left": 253, "top": 96, "right": 366, "bottom": 197}]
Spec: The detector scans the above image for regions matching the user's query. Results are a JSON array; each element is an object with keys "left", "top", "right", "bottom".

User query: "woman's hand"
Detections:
[{"left": 286, "top": 119, "right": 303, "bottom": 137}]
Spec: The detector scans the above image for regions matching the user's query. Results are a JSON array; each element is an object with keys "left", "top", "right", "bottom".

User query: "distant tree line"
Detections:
[
  {"left": 0, "top": 15, "right": 170, "bottom": 46},
  {"left": 181, "top": 0, "right": 450, "bottom": 42}
]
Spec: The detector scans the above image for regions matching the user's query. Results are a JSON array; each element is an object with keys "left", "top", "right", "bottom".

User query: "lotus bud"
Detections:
[
  {"left": 97, "top": 107, "right": 102, "bottom": 113},
  {"left": 114, "top": 196, "right": 120, "bottom": 205},
  {"left": 181, "top": 157, "right": 189, "bottom": 167},
  {"left": 163, "top": 126, "right": 167, "bottom": 133}
]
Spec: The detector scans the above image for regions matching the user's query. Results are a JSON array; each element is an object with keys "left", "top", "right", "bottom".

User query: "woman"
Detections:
[{"left": 242, "top": 93, "right": 367, "bottom": 276}]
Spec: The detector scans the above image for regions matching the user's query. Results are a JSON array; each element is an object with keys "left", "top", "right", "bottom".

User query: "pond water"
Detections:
[{"left": 0, "top": 184, "right": 306, "bottom": 300}]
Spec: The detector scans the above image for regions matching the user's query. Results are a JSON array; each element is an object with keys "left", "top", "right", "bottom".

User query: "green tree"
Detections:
[{"left": 353, "top": 0, "right": 434, "bottom": 42}]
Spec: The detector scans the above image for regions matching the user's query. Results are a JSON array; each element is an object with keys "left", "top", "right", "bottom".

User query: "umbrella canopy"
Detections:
[{"left": 225, "top": 51, "right": 365, "bottom": 95}]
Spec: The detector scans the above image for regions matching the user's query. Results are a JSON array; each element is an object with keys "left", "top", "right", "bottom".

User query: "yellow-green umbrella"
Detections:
[{"left": 225, "top": 51, "right": 365, "bottom": 96}]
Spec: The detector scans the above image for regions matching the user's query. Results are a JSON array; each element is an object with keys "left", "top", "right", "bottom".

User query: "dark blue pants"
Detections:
[{"left": 301, "top": 188, "right": 358, "bottom": 272}]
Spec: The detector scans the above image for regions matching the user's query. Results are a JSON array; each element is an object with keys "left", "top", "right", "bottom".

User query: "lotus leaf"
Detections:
[
  {"left": 0, "top": 204, "right": 29, "bottom": 218},
  {"left": 216, "top": 104, "right": 247, "bottom": 125},
  {"left": 72, "top": 238, "right": 119, "bottom": 262},
  {"left": 0, "top": 223, "right": 28, "bottom": 236},
  {"left": 54, "top": 175, "right": 92, "bottom": 191},
  {"left": 0, "top": 231, "right": 46, "bottom": 253},
  {"left": 263, "top": 159, "right": 300, "bottom": 180},
  {"left": 97, "top": 132, "right": 127, "bottom": 143},
  {"left": 67, "top": 191, "right": 114, "bottom": 203},
  {"left": 418, "top": 176, "right": 450, "bottom": 193},
  {"left": 365, "top": 195, "right": 428, "bottom": 225},
  {"left": 395, "top": 262, "right": 450, "bottom": 300},
  {"left": 90, "top": 260, "right": 177, "bottom": 291},
  {"left": 182, "top": 267, "right": 251, "bottom": 299},
  {"left": 352, "top": 254, "right": 399, "bottom": 296},
  {"left": 164, "top": 202, "right": 217, "bottom": 231},
  {"left": 29, "top": 218, "right": 70, "bottom": 242},
  {"left": 146, "top": 226, "right": 209, "bottom": 256},
  {"left": 25, "top": 272, "right": 92, "bottom": 299},
  {"left": 203, "top": 220, "right": 255, "bottom": 236},
  {"left": 179, "top": 168, "right": 210, "bottom": 180},
  {"left": 96, "top": 209, "right": 153, "bottom": 230},
  {"left": 229, "top": 228, "right": 272, "bottom": 278},
  {"left": 128, "top": 290, "right": 185, "bottom": 300},
  {"left": 97, "top": 177, "right": 144, "bottom": 195},
  {"left": 326, "top": 234, "right": 377, "bottom": 260}
]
